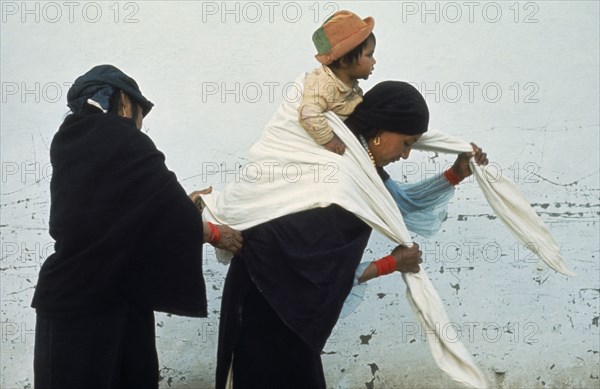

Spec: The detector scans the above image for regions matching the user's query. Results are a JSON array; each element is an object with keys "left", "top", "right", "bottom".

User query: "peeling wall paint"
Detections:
[{"left": 2, "top": 1, "right": 599, "bottom": 388}]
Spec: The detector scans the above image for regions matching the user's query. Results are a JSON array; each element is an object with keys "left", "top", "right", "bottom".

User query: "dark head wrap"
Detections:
[
  {"left": 345, "top": 81, "right": 429, "bottom": 139},
  {"left": 67, "top": 64, "right": 154, "bottom": 116}
]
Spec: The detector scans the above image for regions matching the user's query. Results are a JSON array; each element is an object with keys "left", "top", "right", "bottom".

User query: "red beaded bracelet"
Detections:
[
  {"left": 373, "top": 255, "right": 396, "bottom": 277},
  {"left": 443, "top": 168, "right": 462, "bottom": 186},
  {"left": 207, "top": 222, "right": 221, "bottom": 244}
]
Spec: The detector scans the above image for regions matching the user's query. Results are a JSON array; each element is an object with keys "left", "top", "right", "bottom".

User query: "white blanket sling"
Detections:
[{"left": 201, "top": 75, "right": 574, "bottom": 388}]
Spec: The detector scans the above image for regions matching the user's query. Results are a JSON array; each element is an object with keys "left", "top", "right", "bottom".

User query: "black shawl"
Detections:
[
  {"left": 31, "top": 113, "right": 206, "bottom": 318},
  {"left": 239, "top": 205, "right": 371, "bottom": 350}
]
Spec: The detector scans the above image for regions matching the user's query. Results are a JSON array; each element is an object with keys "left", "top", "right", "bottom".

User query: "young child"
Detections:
[{"left": 299, "top": 10, "right": 376, "bottom": 155}]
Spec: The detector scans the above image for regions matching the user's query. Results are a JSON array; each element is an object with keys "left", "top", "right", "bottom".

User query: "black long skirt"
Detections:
[
  {"left": 216, "top": 255, "right": 327, "bottom": 389},
  {"left": 34, "top": 302, "right": 158, "bottom": 389}
]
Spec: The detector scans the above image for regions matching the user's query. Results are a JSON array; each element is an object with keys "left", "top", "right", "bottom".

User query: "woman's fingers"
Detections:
[
  {"left": 470, "top": 143, "right": 489, "bottom": 166},
  {"left": 188, "top": 187, "right": 213, "bottom": 201},
  {"left": 391, "top": 243, "right": 423, "bottom": 273}
]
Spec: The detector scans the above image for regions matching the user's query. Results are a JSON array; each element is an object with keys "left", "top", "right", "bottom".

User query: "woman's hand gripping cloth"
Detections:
[{"left": 414, "top": 130, "right": 575, "bottom": 277}]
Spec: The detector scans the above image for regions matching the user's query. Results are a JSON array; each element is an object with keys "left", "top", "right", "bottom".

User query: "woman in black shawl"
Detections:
[
  {"left": 31, "top": 64, "right": 242, "bottom": 388},
  {"left": 215, "top": 81, "right": 488, "bottom": 388}
]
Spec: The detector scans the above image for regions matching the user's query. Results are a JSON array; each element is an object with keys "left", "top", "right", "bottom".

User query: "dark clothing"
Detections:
[
  {"left": 32, "top": 113, "right": 206, "bottom": 318},
  {"left": 218, "top": 256, "right": 327, "bottom": 389},
  {"left": 32, "top": 113, "right": 206, "bottom": 386},
  {"left": 216, "top": 204, "right": 371, "bottom": 388},
  {"left": 34, "top": 303, "right": 158, "bottom": 389}
]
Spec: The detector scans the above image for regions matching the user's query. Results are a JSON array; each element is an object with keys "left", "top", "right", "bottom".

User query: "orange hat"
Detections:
[{"left": 312, "top": 10, "right": 375, "bottom": 65}]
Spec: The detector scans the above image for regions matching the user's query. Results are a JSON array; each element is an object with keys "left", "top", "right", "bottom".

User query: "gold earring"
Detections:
[{"left": 374, "top": 136, "right": 381, "bottom": 146}]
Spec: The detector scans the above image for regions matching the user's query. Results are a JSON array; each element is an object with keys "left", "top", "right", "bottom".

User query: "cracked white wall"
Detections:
[{"left": 1, "top": 1, "right": 598, "bottom": 388}]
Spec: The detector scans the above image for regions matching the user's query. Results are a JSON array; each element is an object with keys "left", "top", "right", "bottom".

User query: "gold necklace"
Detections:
[{"left": 359, "top": 135, "right": 376, "bottom": 167}]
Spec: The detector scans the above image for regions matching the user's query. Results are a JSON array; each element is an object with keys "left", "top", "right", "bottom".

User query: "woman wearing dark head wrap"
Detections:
[
  {"left": 31, "top": 65, "right": 242, "bottom": 388},
  {"left": 214, "top": 81, "right": 487, "bottom": 388}
]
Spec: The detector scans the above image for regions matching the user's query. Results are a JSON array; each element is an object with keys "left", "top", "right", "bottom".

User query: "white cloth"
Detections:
[
  {"left": 201, "top": 74, "right": 574, "bottom": 388},
  {"left": 415, "top": 130, "right": 576, "bottom": 277}
]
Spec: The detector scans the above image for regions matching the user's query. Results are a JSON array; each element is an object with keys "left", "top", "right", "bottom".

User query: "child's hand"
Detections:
[{"left": 323, "top": 134, "right": 346, "bottom": 155}]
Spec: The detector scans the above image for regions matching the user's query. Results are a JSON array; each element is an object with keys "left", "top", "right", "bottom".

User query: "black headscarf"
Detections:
[
  {"left": 67, "top": 64, "right": 154, "bottom": 116},
  {"left": 345, "top": 81, "right": 429, "bottom": 139}
]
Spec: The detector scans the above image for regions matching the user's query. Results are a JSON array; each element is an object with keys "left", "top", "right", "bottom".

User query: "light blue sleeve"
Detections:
[
  {"left": 339, "top": 262, "right": 370, "bottom": 318},
  {"left": 340, "top": 174, "right": 455, "bottom": 318},
  {"left": 384, "top": 173, "right": 455, "bottom": 238}
]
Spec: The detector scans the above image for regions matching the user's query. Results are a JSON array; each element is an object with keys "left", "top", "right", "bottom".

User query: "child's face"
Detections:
[{"left": 347, "top": 39, "right": 376, "bottom": 81}]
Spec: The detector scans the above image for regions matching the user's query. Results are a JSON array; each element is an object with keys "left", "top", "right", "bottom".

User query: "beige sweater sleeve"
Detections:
[{"left": 298, "top": 72, "right": 336, "bottom": 145}]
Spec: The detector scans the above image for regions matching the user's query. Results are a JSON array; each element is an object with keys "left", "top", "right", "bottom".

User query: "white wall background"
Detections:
[{"left": 1, "top": 1, "right": 598, "bottom": 388}]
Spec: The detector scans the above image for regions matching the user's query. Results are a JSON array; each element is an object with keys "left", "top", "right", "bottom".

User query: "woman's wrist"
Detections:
[
  {"left": 373, "top": 255, "right": 396, "bottom": 276},
  {"left": 358, "top": 255, "right": 398, "bottom": 283},
  {"left": 357, "top": 263, "right": 378, "bottom": 283},
  {"left": 202, "top": 222, "right": 210, "bottom": 243},
  {"left": 443, "top": 167, "right": 463, "bottom": 186},
  {"left": 203, "top": 221, "right": 222, "bottom": 244},
  {"left": 207, "top": 222, "right": 221, "bottom": 244}
]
